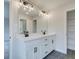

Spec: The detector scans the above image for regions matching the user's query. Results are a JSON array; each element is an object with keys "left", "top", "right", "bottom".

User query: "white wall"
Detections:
[{"left": 48, "top": 2, "right": 75, "bottom": 54}]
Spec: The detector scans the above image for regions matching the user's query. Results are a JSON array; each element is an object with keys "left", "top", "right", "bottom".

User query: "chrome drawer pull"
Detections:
[
  {"left": 52, "top": 40, "right": 54, "bottom": 44},
  {"left": 45, "top": 44, "right": 48, "bottom": 46},
  {"left": 45, "top": 39, "right": 47, "bottom": 40},
  {"left": 34, "top": 47, "right": 37, "bottom": 53},
  {"left": 45, "top": 51, "right": 48, "bottom": 54}
]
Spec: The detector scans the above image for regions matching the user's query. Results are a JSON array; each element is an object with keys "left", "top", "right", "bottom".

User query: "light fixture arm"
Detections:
[{"left": 26, "top": 0, "right": 47, "bottom": 14}]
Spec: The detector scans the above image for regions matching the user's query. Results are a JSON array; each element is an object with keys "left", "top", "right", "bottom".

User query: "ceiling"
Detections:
[{"left": 26, "top": 0, "right": 75, "bottom": 11}]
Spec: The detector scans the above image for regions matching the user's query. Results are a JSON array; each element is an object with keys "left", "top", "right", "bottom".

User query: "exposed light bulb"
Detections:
[
  {"left": 23, "top": 7, "right": 26, "bottom": 10},
  {"left": 16, "top": 2, "right": 22, "bottom": 8},
  {"left": 29, "top": 7, "right": 34, "bottom": 11},
  {"left": 19, "top": 3, "right": 22, "bottom": 6}
]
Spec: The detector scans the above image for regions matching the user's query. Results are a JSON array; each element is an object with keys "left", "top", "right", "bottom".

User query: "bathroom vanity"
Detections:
[{"left": 13, "top": 33, "right": 56, "bottom": 59}]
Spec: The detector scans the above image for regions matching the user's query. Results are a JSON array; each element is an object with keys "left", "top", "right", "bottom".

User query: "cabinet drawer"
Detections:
[
  {"left": 43, "top": 43, "right": 49, "bottom": 49},
  {"left": 44, "top": 50, "right": 49, "bottom": 57},
  {"left": 42, "top": 47, "right": 49, "bottom": 58},
  {"left": 47, "top": 35, "right": 56, "bottom": 40}
]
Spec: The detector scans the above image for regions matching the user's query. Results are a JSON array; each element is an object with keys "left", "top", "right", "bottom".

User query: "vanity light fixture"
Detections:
[{"left": 19, "top": 0, "right": 48, "bottom": 16}]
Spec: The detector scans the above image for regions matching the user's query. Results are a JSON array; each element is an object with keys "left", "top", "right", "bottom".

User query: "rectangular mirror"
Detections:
[
  {"left": 33, "top": 20, "right": 37, "bottom": 33},
  {"left": 19, "top": 19, "right": 27, "bottom": 33}
]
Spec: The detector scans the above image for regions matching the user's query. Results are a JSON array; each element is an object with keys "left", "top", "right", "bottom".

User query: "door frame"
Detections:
[{"left": 66, "top": 8, "right": 75, "bottom": 52}]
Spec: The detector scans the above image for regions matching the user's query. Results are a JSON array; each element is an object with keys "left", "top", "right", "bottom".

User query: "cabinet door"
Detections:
[
  {"left": 35, "top": 45, "right": 42, "bottom": 59},
  {"left": 48, "top": 35, "right": 55, "bottom": 52},
  {"left": 41, "top": 44, "right": 49, "bottom": 58},
  {"left": 27, "top": 45, "right": 36, "bottom": 59},
  {"left": 27, "top": 41, "right": 41, "bottom": 59},
  {"left": 49, "top": 39, "right": 54, "bottom": 52}
]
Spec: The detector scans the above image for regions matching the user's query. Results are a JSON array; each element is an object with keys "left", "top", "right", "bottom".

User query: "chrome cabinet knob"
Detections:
[
  {"left": 9, "top": 36, "right": 11, "bottom": 39},
  {"left": 34, "top": 47, "right": 37, "bottom": 53},
  {"left": 45, "top": 51, "right": 48, "bottom": 54},
  {"left": 45, "top": 39, "right": 47, "bottom": 41},
  {"left": 45, "top": 44, "right": 48, "bottom": 46},
  {"left": 52, "top": 40, "right": 54, "bottom": 44}
]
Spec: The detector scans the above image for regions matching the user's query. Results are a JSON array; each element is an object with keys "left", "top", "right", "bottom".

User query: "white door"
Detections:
[{"left": 67, "top": 10, "right": 75, "bottom": 50}]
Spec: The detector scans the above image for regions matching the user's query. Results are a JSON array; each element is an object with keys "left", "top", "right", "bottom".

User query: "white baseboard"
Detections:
[
  {"left": 55, "top": 49, "right": 67, "bottom": 54},
  {"left": 67, "top": 47, "right": 75, "bottom": 51},
  {"left": 67, "top": 44, "right": 75, "bottom": 50}
]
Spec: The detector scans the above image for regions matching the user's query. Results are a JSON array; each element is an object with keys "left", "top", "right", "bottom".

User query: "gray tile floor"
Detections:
[
  {"left": 4, "top": 49, "right": 75, "bottom": 59},
  {"left": 44, "top": 49, "right": 75, "bottom": 59}
]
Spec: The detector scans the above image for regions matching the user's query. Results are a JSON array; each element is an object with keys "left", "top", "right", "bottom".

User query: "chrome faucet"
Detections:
[
  {"left": 24, "top": 31, "right": 29, "bottom": 37},
  {"left": 41, "top": 30, "right": 46, "bottom": 35}
]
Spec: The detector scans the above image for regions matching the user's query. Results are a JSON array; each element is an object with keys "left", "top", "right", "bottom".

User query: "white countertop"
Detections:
[{"left": 15, "top": 33, "right": 56, "bottom": 42}]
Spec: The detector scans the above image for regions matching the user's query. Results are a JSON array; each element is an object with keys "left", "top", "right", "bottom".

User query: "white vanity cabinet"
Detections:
[{"left": 15, "top": 34, "right": 56, "bottom": 59}]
